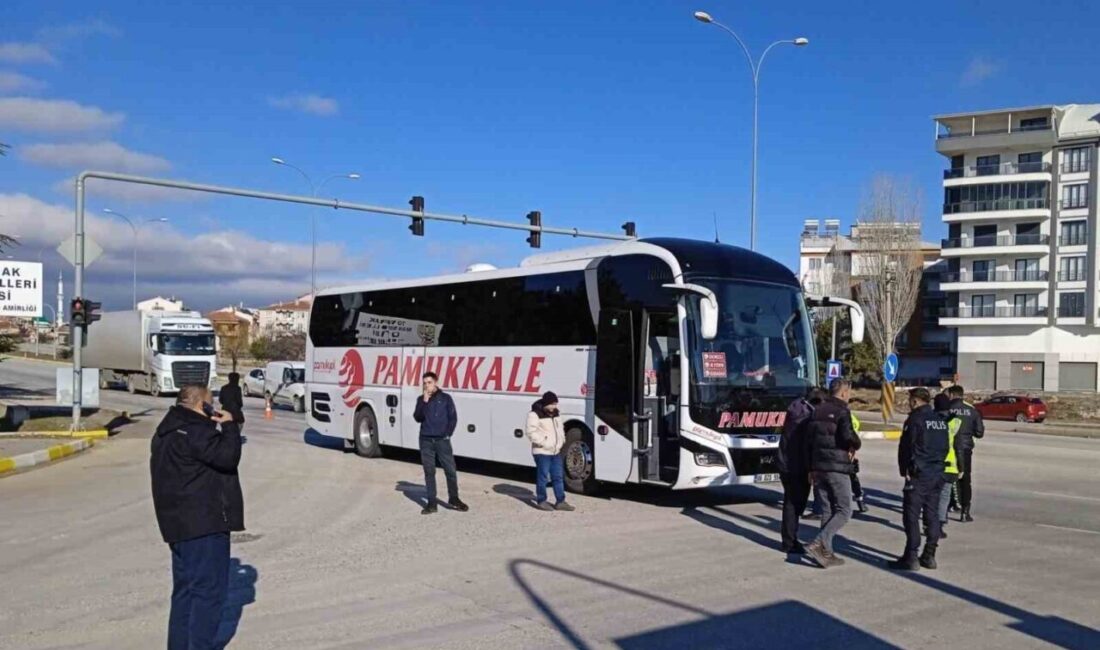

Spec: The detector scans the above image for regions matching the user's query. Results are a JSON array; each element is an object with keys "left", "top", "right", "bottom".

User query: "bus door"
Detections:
[
  {"left": 594, "top": 309, "right": 640, "bottom": 484},
  {"left": 640, "top": 311, "right": 680, "bottom": 484}
]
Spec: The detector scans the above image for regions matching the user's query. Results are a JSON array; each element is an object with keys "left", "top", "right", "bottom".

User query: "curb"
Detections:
[
  {"left": 860, "top": 430, "right": 902, "bottom": 440},
  {"left": 0, "top": 429, "right": 110, "bottom": 440},
  {"left": 0, "top": 438, "right": 95, "bottom": 476}
]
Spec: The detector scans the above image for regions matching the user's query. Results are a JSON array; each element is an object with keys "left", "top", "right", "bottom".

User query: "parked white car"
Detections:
[
  {"left": 264, "top": 361, "right": 306, "bottom": 413},
  {"left": 242, "top": 367, "right": 266, "bottom": 397}
]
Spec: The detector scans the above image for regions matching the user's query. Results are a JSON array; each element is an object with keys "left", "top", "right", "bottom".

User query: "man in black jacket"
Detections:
[
  {"left": 889, "top": 387, "right": 949, "bottom": 571},
  {"left": 413, "top": 371, "right": 468, "bottom": 515},
  {"left": 804, "top": 379, "right": 861, "bottom": 569},
  {"left": 945, "top": 384, "right": 984, "bottom": 522},
  {"left": 151, "top": 385, "right": 244, "bottom": 650},
  {"left": 778, "top": 387, "right": 823, "bottom": 555},
  {"left": 219, "top": 372, "right": 245, "bottom": 429}
]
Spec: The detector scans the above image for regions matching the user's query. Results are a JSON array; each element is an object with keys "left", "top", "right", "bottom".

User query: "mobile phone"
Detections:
[{"left": 201, "top": 402, "right": 217, "bottom": 418}]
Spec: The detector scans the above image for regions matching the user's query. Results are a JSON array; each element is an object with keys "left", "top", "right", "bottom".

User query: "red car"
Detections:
[{"left": 975, "top": 394, "right": 1048, "bottom": 423}]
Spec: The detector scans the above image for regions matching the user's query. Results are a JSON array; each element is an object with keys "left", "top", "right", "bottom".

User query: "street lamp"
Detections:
[
  {"left": 102, "top": 209, "right": 169, "bottom": 309},
  {"left": 271, "top": 157, "right": 360, "bottom": 298},
  {"left": 694, "top": 10, "right": 808, "bottom": 251}
]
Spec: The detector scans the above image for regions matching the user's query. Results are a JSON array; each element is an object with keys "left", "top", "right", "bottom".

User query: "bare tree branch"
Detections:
[{"left": 851, "top": 175, "right": 924, "bottom": 369}]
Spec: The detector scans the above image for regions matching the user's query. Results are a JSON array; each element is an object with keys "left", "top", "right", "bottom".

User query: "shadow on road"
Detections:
[
  {"left": 303, "top": 429, "right": 347, "bottom": 451},
  {"left": 214, "top": 557, "right": 257, "bottom": 649},
  {"left": 394, "top": 481, "right": 428, "bottom": 509},
  {"left": 492, "top": 483, "right": 541, "bottom": 510}
]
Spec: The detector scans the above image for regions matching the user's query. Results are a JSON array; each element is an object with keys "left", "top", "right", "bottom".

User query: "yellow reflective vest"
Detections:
[
  {"left": 850, "top": 413, "right": 861, "bottom": 433},
  {"left": 944, "top": 417, "right": 961, "bottom": 476}
]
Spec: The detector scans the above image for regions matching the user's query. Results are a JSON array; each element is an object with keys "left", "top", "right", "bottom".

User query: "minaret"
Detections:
[{"left": 56, "top": 270, "right": 64, "bottom": 326}]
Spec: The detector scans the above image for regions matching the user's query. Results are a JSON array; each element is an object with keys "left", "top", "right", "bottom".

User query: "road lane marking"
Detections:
[
  {"left": 1028, "top": 490, "right": 1100, "bottom": 503},
  {"left": 1036, "top": 523, "right": 1100, "bottom": 536}
]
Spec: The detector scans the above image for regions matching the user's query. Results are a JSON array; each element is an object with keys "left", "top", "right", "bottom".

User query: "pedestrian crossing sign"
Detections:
[{"left": 827, "top": 359, "right": 842, "bottom": 380}]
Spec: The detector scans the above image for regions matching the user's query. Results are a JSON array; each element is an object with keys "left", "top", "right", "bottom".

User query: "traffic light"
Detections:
[
  {"left": 622, "top": 221, "right": 637, "bottom": 238},
  {"left": 71, "top": 298, "right": 86, "bottom": 328},
  {"left": 526, "top": 210, "right": 542, "bottom": 248},
  {"left": 408, "top": 195, "right": 425, "bottom": 236},
  {"left": 85, "top": 300, "right": 102, "bottom": 325}
]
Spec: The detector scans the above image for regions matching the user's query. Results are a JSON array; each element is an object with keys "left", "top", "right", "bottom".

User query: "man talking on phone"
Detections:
[
  {"left": 413, "top": 371, "right": 468, "bottom": 514},
  {"left": 151, "top": 385, "right": 244, "bottom": 650}
]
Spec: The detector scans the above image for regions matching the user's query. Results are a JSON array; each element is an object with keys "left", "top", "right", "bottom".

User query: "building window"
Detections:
[
  {"left": 1062, "top": 184, "right": 1088, "bottom": 210},
  {"left": 1018, "top": 152, "right": 1043, "bottom": 173},
  {"left": 944, "top": 181, "right": 1048, "bottom": 213},
  {"left": 970, "top": 294, "right": 995, "bottom": 317},
  {"left": 1058, "top": 292, "right": 1085, "bottom": 318},
  {"left": 1060, "top": 220, "right": 1087, "bottom": 246},
  {"left": 808, "top": 258, "right": 822, "bottom": 270},
  {"left": 1019, "top": 116, "right": 1050, "bottom": 131},
  {"left": 976, "top": 154, "right": 1001, "bottom": 176},
  {"left": 1062, "top": 146, "right": 1090, "bottom": 174},
  {"left": 972, "top": 259, "right": 995, "bottom": 281},
  {"left": 1060, "top": 256, "right": 1086, "bottom": 282},
  {"left": 1012, "top": 293, "right": 1039, "bottom": 316},
  {"left": 1014, "top": 258, "right": 1039, "bottom": 281}
]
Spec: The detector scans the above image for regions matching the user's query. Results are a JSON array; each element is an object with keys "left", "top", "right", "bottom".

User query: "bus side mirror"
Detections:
[
  {"left": 807, "top": 295, "right": 864, "bottom": 344},
  {"left": 662, "top": 283, "right": 719, "bottom": 340},
  {"left": 849, "top": 305, "right": 865, "bottom": 344}
]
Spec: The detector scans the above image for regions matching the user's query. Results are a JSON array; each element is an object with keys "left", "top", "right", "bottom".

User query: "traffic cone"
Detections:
[{"left": 264, "top": 398, "right": 273, "bottom": 420}]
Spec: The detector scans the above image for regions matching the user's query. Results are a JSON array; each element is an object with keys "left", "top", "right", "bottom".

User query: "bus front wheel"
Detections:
[
  {"left": 353, "top": 407, "right": 383, "bottom": 458},
  {"left": 562, "top": 427, "right": 598, "bottom": 495}
]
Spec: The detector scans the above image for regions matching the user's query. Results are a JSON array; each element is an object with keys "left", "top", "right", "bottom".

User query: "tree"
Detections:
[
  {"left": 851, "top": 175, "right": 924, "bottom": 376},
  {"left": 224, "top": 329, "right": 250, "bottom": 373},
  {"left": 250, "top": 333, "right": 306, "bottom": 362},
  {"left": 814, "top": 314, "right": 879, "bottom": 384}
]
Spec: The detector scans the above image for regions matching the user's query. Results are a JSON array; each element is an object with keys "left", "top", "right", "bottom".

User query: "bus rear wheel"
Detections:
[
  {"left": 353, "top": 407, "right": 383, "bottom": 458},
  {"left": 562, "top": 427, "right": 598, "bottom": 495}
]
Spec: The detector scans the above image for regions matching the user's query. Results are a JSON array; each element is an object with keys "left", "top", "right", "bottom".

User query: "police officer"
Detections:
[
  {"left": 889, "top": 387, "right": 949, "bottom": 571},
  {"left": 945, "top": 384, "right": 984, "bottom": 522},
  {"left": 850, "top": 413, "right": 867, "bottom": 514},
  {"left": 933, "top": 392, "right": 962, "bottom": 540}
]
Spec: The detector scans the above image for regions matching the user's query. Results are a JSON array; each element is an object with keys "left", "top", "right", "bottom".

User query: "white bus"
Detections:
[{"left": 305, "top": 238, "right": 862, "bottom": 493}]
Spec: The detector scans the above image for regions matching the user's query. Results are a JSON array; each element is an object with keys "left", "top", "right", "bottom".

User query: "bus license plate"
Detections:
[{"left": 755, "top": 473, "right": 779, "bottom": 483}]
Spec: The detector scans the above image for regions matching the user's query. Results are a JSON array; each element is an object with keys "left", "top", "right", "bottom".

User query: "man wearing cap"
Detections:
[{"left": 526, "top": 391, "right": 575, "bottom": 511}]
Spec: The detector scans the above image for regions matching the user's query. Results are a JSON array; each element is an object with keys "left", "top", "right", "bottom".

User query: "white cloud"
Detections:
[
  {"left": 0, "top": 97, "right": 124, "bottom": 133},
  {"left": 268, "top": 93, "right": 340, "bottom": 117},
  {"left": 0, "top": 193, "right": 370, "bottom": 310},
  {"left": 23, "top": 141, "right": 171, "bottom": 173},
  {"left": 36, "top": 19, "right": 121, "bottom": 44},
  {"left": 960, "top": 56, "right": 998, "bottom": 87},
  {"left": 0, "top": 71, "right": 46, "bottom": 93},
  {"left": 0, "top": 42, "right": 56, "bottom": 65}
]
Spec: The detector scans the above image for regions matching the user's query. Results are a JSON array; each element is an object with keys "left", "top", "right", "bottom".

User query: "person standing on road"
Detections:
[
  {"left": 219, "top": 372, "right": 245, "bottom": 430},
  {"left": 779, "top": 387, "right": 822, "bottom": 554},
  {"left": 945, "top": 384, "right": 984, "bottom": 522},
  {"left": 150, "top": 385, "right": 244, "bottom": 650},
  {"left": 933, "top": 392, "right": 962, "bottom": 540},
  {"left": 526, "top": 391, "right": 575, "bottom": 512},
  {"left": 804, "top": 379, "right": 861, "bottom": 568},
  {"left": 413, "top": 371, "right": 468, "bottom": 515},
  {"left": 849, "top": 413, "right": 867, "bottom": 514},
  {"left": 889, "top": 387, "right": 949, "bottom": 571}
]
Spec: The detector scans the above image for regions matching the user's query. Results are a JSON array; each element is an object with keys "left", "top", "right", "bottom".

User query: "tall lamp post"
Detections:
[
  {"left": 102, "top": 209, "right": 169, "bottom": 308},
  {"left": 694, "top": 10, "right": 808, "bottom": 251},
  {"left": 271, "top": 157, "right": 360, "bottom": 298}
]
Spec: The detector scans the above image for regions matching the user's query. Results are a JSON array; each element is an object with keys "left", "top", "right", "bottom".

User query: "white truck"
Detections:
[
  {"left": 84, "top": 310, "right": 218, "bottom": 396},
  {"left": 264, "top": 361, "right": 306, "bottom": 413}
]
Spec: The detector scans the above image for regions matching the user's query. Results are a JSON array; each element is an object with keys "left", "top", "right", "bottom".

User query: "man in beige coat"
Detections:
[{"left": 526, "top": 391, "right": 574, "bottom": 511}]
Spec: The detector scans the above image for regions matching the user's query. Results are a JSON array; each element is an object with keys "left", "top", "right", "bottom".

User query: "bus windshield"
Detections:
[
  {"left": 158, "top": 333, "right": 216, "bottom": 355},
  {"left": 685, "top": 279, "right": 816, "bottom": 402}
]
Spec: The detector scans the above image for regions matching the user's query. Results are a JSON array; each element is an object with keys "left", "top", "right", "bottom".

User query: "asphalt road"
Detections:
[{"left": 1, "top": 357, "right": 1099, "bottom": 649}]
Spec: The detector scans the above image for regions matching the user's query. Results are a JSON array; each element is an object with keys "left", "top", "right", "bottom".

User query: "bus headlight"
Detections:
[{"left": 694, "top": 451, "right": 727, "bottom": 467}]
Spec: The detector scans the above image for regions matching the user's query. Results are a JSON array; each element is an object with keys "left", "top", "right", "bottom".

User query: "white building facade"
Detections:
[
  {"left": 935, "top": 104, "right": 1100, "bottom": 391},
  {"left": 255, "top": 296, "right": 311, "bottom": 337}
]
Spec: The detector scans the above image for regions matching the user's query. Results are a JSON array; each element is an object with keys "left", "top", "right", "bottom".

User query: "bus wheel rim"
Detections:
[
  {"left": 565, "top": 440, "right": 592, "bottom": 480},
  {"left": 358, "top": 417, "right": 372, "bottom": 444}
]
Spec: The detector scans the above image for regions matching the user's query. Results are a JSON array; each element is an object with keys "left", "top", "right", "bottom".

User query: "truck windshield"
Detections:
[
  {"left": 685, "top": 279, "right": 816, "bottom": 401},
  {"left": 287, "top": 369, "right": 305, "bottom": 384},
  {"left": 159, "top": 334, "right": 216, "bottom": 355}
]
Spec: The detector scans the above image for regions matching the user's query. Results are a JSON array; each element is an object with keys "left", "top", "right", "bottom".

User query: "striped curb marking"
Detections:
[
  {"left": 860, "top": 430, "right": 902, "bottom": 440},
  {"left": 0, "top": 438, "right": 95, "bottom": 475},
  {"left": 0, "top": 429, "right": 110, "bottom": 440}
]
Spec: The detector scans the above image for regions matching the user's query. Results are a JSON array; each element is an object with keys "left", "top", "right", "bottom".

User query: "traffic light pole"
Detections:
[{"left": 69, "top": 171, "right": 636, "bottom": 430}]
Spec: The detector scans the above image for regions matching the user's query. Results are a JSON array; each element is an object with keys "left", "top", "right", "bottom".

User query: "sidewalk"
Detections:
[{"left": 0, "top": 437, "right": 95, "bottom": 476}]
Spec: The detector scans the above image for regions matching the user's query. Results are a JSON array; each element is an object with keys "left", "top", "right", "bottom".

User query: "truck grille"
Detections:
[{"left": 172, "top": 361, "right": 210, "bottom": 387}]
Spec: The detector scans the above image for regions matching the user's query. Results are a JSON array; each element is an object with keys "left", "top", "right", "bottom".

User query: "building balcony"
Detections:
[
  {"left": 1057, "top": 235, "right": 1089, "bottom": 249},
  {"left": 1061, "top": 161, "right": 1091, "bottom": 175},
  {"left": 940, "top": 234, "right": 1049, "bottom": 257},
  {"left": 939, "top": 305, "right": 1048, "bottom": 326},
  {"left": 1058, "top": 199, "right": 1089, "bottom": 212},
  {"left": 943, "top": 162, "right": 1051, "bottom": 185},
  {"left": 1057, "top": 270, "right": 1087, "bottom": 283},
  {"left": 939, "top": 270, "right": 1048, "bottom": 291},
  {"left": 1057, "top": 305, "right": 1086, "bottom": 318},
  {"left": 935, "top": 123, "right": 1056, "bottom": 154},
  {"left": 942, "top": 198, "right": 1050, "bottom": 222}
]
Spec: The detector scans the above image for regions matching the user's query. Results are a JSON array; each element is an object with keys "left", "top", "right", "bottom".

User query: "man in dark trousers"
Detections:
[
  {"left": 219, "top": 372, "right": 245, "bottom": 430},
  {"left": 889, "top": 387, "right": 949, "bottom": 571},
  {"left": 413, "top": 371, "right": 468, "bottom": 515},
  {"left": 804, "top": 379, "right": 861, "bottom": 569},
  {"left": 778, "top": 387, "right": 823, "bottom": 554},
  {"left": 150, "top": 385, "right": 244, "bottom": 650},
  {"left": 945, "top": 384, "right": 984, "bottom": 522}
]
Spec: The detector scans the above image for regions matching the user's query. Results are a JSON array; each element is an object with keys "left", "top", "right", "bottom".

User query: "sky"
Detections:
[{"left": 2, "top": 0, "right": 1099, "bottom": 312}]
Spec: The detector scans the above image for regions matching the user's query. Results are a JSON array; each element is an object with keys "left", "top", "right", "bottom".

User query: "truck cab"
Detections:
[{"left": 264, "top": 361, "right": 306, "bottom": 412}]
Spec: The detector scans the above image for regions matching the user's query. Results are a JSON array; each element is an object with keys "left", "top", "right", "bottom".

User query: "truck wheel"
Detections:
[
  {"left": 353, "top": 407, "right": 383, "bottom": 458},
  {"left": 126, "top": 375, "right": 137, "bottom": 394},
  {"left": 149, "top": 375, "right": 161, "bottom": 397},
  {"left": 562, "top": 426, "right": 599, "bottom": 495},
  {"left": 293, "top": 396, "right": 305, "bottom": 413}
]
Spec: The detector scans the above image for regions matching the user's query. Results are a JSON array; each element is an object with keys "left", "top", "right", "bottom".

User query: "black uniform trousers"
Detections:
[
  {"left": 902, "top": 473, "right": 944, "bottom": 558},
  {"left": 957, "top": 449, "right": 974, "bottom": 511},
  {"left": 780, "top": 473, "right": 811, "bottom": 550}
]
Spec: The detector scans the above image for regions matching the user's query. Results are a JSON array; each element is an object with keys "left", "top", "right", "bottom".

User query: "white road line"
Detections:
[
  {"left": 1027, "top": 490, "right": 1100, "bottom": 503},
  {"left": 1036, "top": 523, "right": 1100, "bottom": 536}
]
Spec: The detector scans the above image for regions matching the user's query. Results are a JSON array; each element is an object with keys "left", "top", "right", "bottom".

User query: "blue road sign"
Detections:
[
  {"left": 883, "top": 353, "right": 899, "bottom": 383},
  {"left": 826, "top": 360, "right": 843, "bottom": 380}
]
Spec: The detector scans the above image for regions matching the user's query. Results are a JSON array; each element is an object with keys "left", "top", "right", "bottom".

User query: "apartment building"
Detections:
[
  {"left": 799, "top": 219, "right": 956, "bottom": 383},
  {"left": 255, "top": 295, "right": 312, "bottom": 337},
  {"left": 934, "top": 103, "right": 1100, "bottom": 391}
]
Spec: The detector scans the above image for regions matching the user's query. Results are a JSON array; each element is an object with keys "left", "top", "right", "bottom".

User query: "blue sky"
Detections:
[{"left": 3, "top": 0, "right": 1099, "bottom": 310}]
